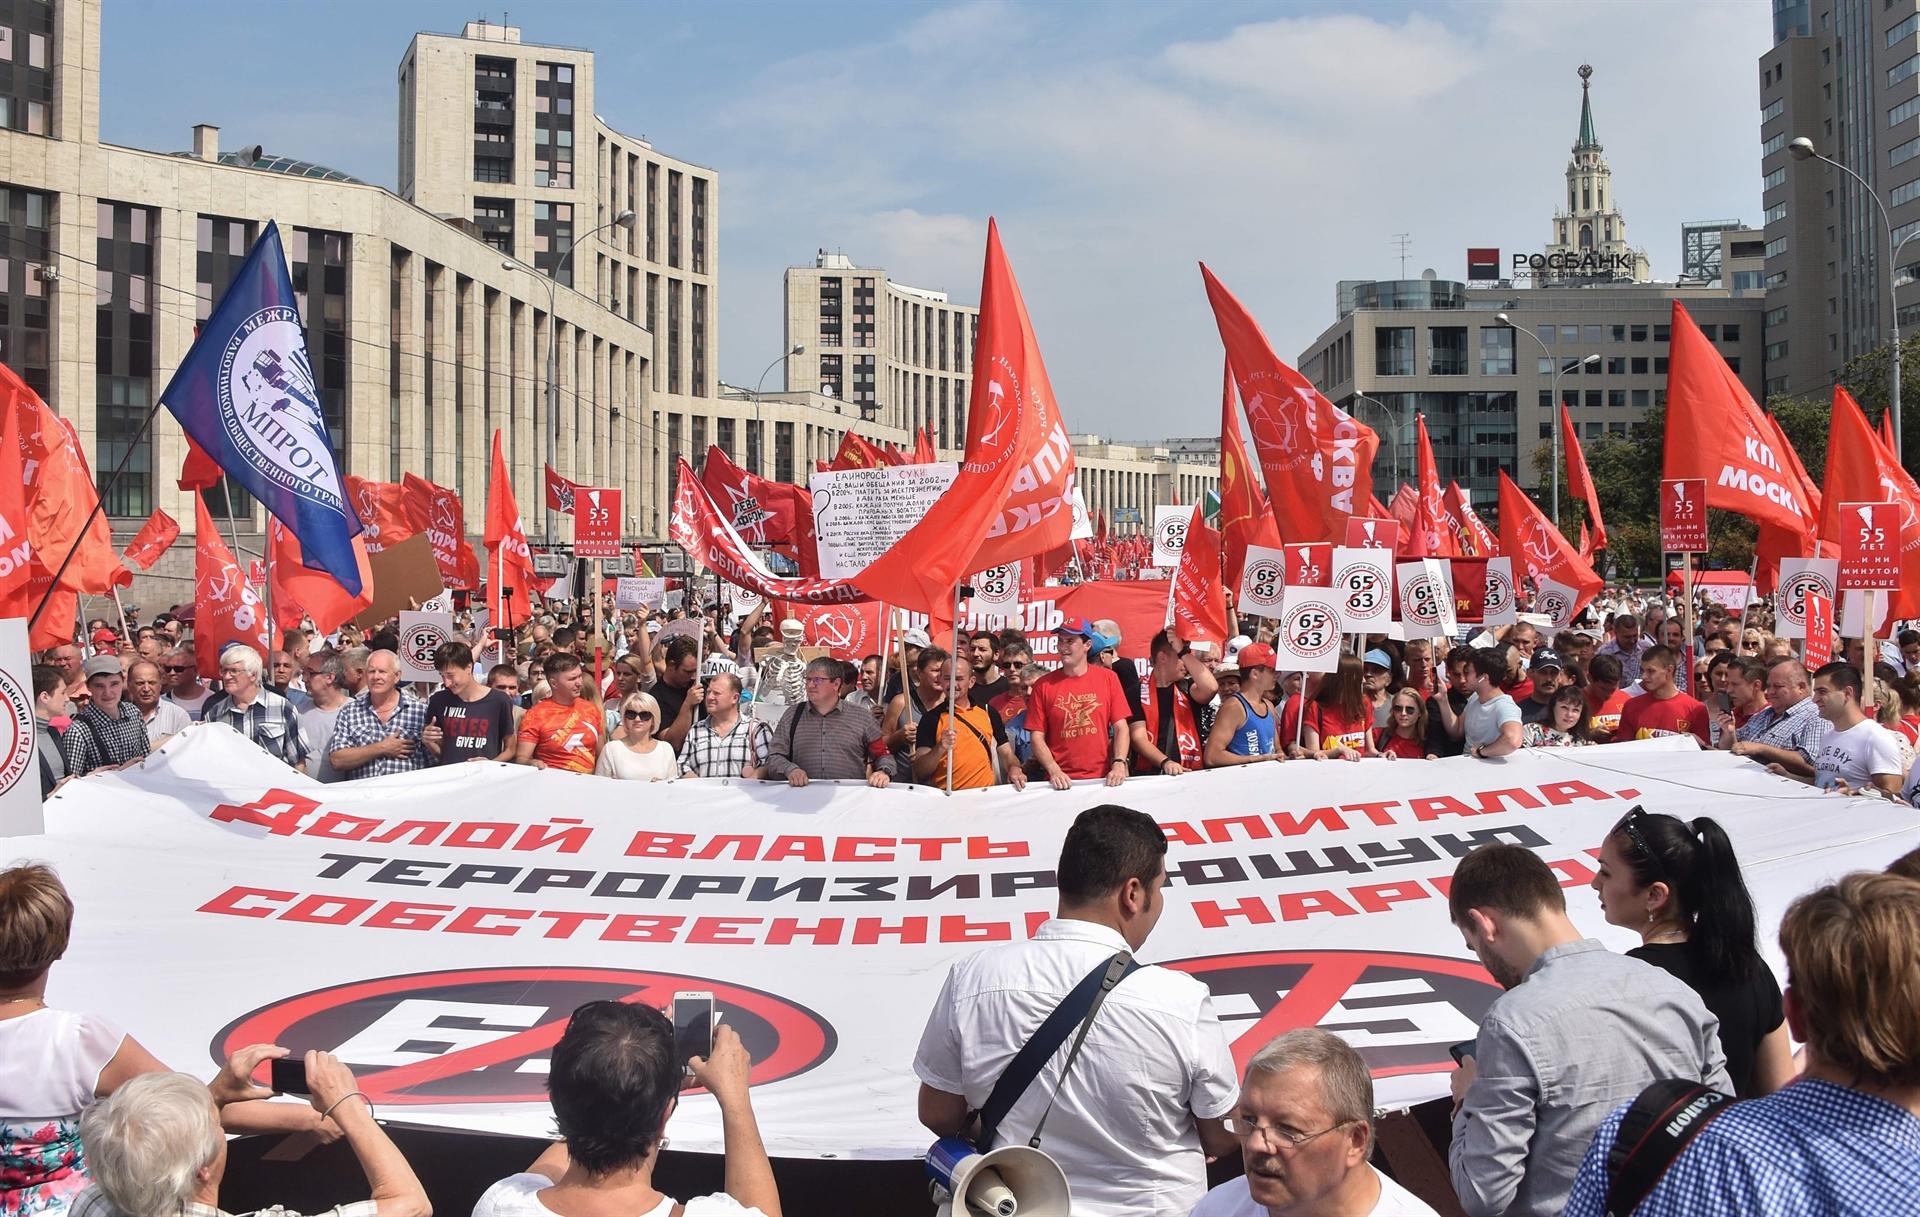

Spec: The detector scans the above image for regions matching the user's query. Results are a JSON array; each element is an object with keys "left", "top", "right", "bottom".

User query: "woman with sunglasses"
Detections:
[
  {"left": 596, "top": 691, "right": 678, "bottom": 782},
  {"left": 601, "top": 654, "right": 650, "bottom": 739},
  {"left": 1521, "top": 685, "right": 1593, "bottom": 748},
  {"left": 1590, "top": 809, "right": 1794, "bottom": 1097},
  {"left": 1375, "top": 690, "right": 1432, "bottom": 759}
]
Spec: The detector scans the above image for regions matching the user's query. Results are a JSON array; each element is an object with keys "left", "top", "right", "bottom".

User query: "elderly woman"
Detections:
[
  {"left": 595, "top": 691, "right": 678, "bottom": 782},
  {"left": 0, "top": 866, "right": 322, "bottom": 1215},
  {"left": 76, "top": 1049, "right": 427, "bottom": 1217}
]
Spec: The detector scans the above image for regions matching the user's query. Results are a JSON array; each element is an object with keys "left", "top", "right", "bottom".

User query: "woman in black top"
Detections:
[{"left": 1589, "top": 806, "right": 1795, "bottom": 1097}]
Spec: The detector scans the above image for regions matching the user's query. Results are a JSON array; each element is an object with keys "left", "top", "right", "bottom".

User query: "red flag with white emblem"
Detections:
[
  {"left": 123, "top": 508, "right": 181, "bottom": 570},
  {"left": 1498, "top": 472, "right": 1601, "bottom": 614},
  {"left": 486, "top": 430, "right": 539, "bottom": 628},
  {"left": 193, "top": 491, "right": 272, "bottom": 679}
]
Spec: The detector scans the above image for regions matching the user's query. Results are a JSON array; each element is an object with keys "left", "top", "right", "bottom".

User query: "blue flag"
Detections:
[{"left": 160, "top": 221, "right": 364, "bottom": 594}]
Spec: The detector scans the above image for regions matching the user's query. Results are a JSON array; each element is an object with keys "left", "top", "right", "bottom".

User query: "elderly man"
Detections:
[
  {"left": 763, "top": 656, "right": 893, "bottom": 788},
  {"left": 339, "top": 645, "right": 371, "bottom": 697},
  {"left": 45, "top": 642, "right": 84, "bottom": 704},
  {"left": 300, "top": 654, "right": 351, "bottom": 783},
  {"left": 162, "top": 645, "right": 216, "bottom": 719},
  {"left": 1194, "top": 1028, "right": 1439, "bottom": 1216},
  {"left": 679, "top": 672, "right": 768, "bottom": 779},
  {"left": 327, "top": 650, "right": 428, "bottom": 780},
  {"left": 126, "top": 659, "right": 191, "bottom": 744},
  {"left": 61, "top": 656, "right": 150, "bottom": 778},
  {"left": 202, "top": 646, "right": 311, "bottom": 771},
  {"left": 268, "top": 649, "right": 314, "bottom": 711},
  {"left": 1730, "top": 657, "right": 1826, "bottom": 780}
]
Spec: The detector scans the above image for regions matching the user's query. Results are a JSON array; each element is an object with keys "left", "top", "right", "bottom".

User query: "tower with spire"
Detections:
[{"left": 1541, "top": 65, "right": 1650, "bottom": 284}]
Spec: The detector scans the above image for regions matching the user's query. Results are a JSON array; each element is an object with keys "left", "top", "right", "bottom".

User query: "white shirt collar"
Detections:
[{"left": 1031, "top": 917, "right": 1130, "bottom": 952}]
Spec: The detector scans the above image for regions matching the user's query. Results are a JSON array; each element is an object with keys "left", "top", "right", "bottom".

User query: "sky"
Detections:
[{"left": 99, "top": 0, "right": 1773, "bottom": 443}]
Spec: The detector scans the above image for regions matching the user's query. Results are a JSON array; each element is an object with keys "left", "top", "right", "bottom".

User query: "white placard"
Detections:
[
  {"left": 656, "top": 618, "right": 703, "bottom": 647},
  {"left": 1481, "top": 557, "right": 1518, "bottom": 628},
  {"left": 1774, "top": 558, "right": 1837, "bottom": 641},
  {"left": 1152, "top": 505, "right": 1190, "bottom": 569},
  {"left": 1396, "top": 559, "right": 1458, "bottom": 639},
  {"left": 1841, "top": 589, "right": 1896, "bottom": 639},
  {"left": 1236, "top": 544, "right": 1287, "bottom": 620},
  {"left": 1331, "top": 547, "right": 1393, "bottom": 634},
  {"left": 1532, "top": 577, "right": 1581, "bottom": 630},
  {"left": 725, "top": 583, "right": 765, "bottom": 617},
  {"left": 663, "top": 590, "right": 686, "bottom": 612},
  {"left": 0, "top": 618, "right": 41, "bottom": 835},
  {"left": 396, "top": 611, "right": 454, "bottom": 683},
  {"left": 809, "top": 462, "right": 959, "bottom": 579},
  {"left": 1275, "top": 587, "right": 1345, "bottom": 673},
  {"left": 615, "top": 577, "right": 668, "bottom": 612},
  {"left": 968, "top": 564, "right": 1020, "bottom": 622},
  {"left": 419, "top": 593, "right": 452, "bottom": 614}
]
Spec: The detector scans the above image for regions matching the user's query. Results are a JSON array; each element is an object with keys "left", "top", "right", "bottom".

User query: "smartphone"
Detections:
[
  {"left": 1714, "top": 692, "right": 1732, "bottom": 714},
  {"left": 672, "top": 992, "right": 714, "bottom": 1069},
  {"left": 1448, "top": 1039, "right": 1476, "bottom": 1066},
  {"left": 270, "top": 1056, "right": 309, "bottom": 1096}
]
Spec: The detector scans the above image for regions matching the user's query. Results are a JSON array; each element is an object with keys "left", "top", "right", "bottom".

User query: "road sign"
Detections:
[
  {"left": 1837, "top": 501, "right": 1900, "bottom": 590},
  {"left": 1804, "top": 591, "right": 1833, "bottom": 669},
  {"left": 1659, "top": 478, "right": 1708, "bottom": 553},
  {"left": 574, "top": 488, "right": 623, "bottom": 559}
]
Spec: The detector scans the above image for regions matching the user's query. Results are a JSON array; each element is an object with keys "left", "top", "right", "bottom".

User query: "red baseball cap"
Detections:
[
  {"left": 90, "top": 628, "right": 118, "bottom": 644},
  {"left": 1235, "top": 642, "right": 1277, "bottom": 671}
]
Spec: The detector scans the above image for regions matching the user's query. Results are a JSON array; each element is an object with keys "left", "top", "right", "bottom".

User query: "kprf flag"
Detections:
[
  {"left": 485, "top": 429, "right": 538, "bottom": 628},
  {"left": 1824, "top": 386, "right": 1920, "bottom": 617},
  {"left": 1166, "top": 502, "right": 1228, "bottom": 647},
  {"left": 1408, "top": 414, "right": 1458, "bottom": 559},
  {"left": 853, "top": 220, "right": 1081, "bottom": 617},
  {"left": 1451, "top": 486, "right": 1498, "bottom": 558},
  {"left": 1217, "top": 360, "right": 1282, "bottom": 585},
  {"left": 1561, "top": 403, "right": 1606, "bottom": 555},
  {"left": 160, "top": 220, "right": 363, "bottom": 594},
  {"left": 269, "top": 516, "right": 373, "bottom": 635},
  {"left": 698, "top": 444, "right": 817, "bottom": 574},
  {"left": 1497, "top": 471, "right": 1601, "bottom": 616},
  {"left": 1754, "top": 410, "right": 1829, "bottom": 592},
  {"left": 122, "top": 509, "right": 180, "bottom": 570},
  {"left": 1663, "top": 300, "right": 1814, "bottom": 547},
  {"left": 403, "top": 473, "right": 481, "bottom": 590},
  {"left": 343, "top": 475, "right": 422, "bottom": 555},
  {"left": 1202, "top": 264, "right": 1377, "bottom": 544},
  {"left": 16, "top": 386, "right": 131, "bottom": 601},
  {"left": 0, "top": 369, "right": 31, "bottom": 605},
  {"left": 544, "top": 463, "right": 582, "bottom": 515},
  {"left": 671, "top": 458, "right": 868, "bottom": 605},
  {"left": 192, "top": 492, "right": 271, "bottom": 679},
  {"left": 828, "top": 431, "right": 890, "bottom": 470}
]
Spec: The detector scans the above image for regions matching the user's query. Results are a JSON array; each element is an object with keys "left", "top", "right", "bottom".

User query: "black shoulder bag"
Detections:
[
  {"left": 970, "top": 951, "right": 1139, "bottom": 1151},
  {"left": 1603, "top": 1078, "right": 1737, "bottom": 1216}
]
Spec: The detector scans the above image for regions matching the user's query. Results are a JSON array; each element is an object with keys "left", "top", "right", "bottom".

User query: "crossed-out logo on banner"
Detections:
[
  {"left": 0, "top": 666, "right": 33, "bottom": 797},
  {"left": 973, "top": 565, "right": 1016, "bottom": 600},
  {"left": 1778, "top": 567, "right": 1834, "bottom": 630},
  {"left": 1283, "top": 600, "right": 1340, "bottom": 661},
  {"left": 220, "top": 308, "right": 345, "bottom": 512},
  {"left": 1401, "top": 571, "right": 1446, "bottom": 627},
  {"left": 1156, "top": 513, "right": 1188, "bottom": 556},
  {"left": 215, "top": 967, "right": 837, "bottom": 1104},
  {"left": 1483, "top": 565, "right": 1514, "bottom": 619},
  {"left": 1536, "top": 586, "right": 1573, "bottom": 627},
  {"left": 1339, "top": 561, "right": 1388, "bottom": 618},
  {"left": 1242, "top": 556, "right": 1284, "bottom": 614},
  {"left": 400, "top": 621, "right": 448, "bottom": 673},
  {"left": 1165, "top": 950, "right": 1501, "bottom": 1079}
]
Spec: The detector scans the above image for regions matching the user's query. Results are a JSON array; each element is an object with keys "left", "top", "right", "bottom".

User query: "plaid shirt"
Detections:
[
  {"left": 1735, "top": 695, "right": 1827, "bottom": 765},
  {"left": 327, "top": 689, "right": 429, "bottom": 779},
  {"left": 204, "top": 688, "right": 312, "bottom": 770},
  {"left": 60, "top": 700, "right": 149, "bottom": 777},
  {"left": 679, "top": 715, "right": 770, "bottom": 778}
]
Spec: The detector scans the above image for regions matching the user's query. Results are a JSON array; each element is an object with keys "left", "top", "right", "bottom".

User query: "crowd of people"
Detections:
[{"left": 32, "top": 585, "right": 1920, "bottom": 808}]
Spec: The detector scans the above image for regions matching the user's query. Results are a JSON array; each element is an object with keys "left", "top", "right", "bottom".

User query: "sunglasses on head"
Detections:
[{"left": 1617, "top": 806, "right": 1664, "bottom": 879}]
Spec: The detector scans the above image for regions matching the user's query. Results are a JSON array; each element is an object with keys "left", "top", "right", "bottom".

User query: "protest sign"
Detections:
[
  {"left": 1480, "top": 557, "right": 1517, "bottom": 627},
  {"left": 27, "top": 730, "right": 1910, "bottom": 1161},
  {"left": 1395, "top": 560, "right": 1457, "bottom": 639},
  {"left": 574, "top": 487, "right": 623, "bottom": 559},
  {"left": 1236, "top": 545, "right": 1287, "bottom": 620},
  {"left": 1837, "top": 501, "right": 1901, "bottom": 591},
  {"left": 1532, "top": 577, "right": 1581, "bottom": 629},
  {"left": 1345, "top": 517, "right": 1398, "bottom": 550},
  {"left": 354, "top": 534, "right": 445, "bottom": 629},
  {"left": 0, "top": 619, "right": 40, "bottom": 835},
  {"left": 1659, "top": 478, "right": 1708, "bottom": 553},
  {"left": 1804, "top": 592, "right": 1833, "bottom": 669},
  {"left": 1284, "top": 544, "right": 1332, "bottom": 588},
  {"left": 810, "top": 463, "right": 958, "bottom": 579},
  {"left": 967, "top": 564, "right": 1020, "bottom": 622},
  {"left": 1773, "top": 558, "right": 1837, "bottom": 641},
  {"left": 615, "top": 577, "right": 668, "bottom": 612},
  {"left": 395, "top": 611, "right": 453, "bottom": 682},
  {"left": 1274, "top": 587, "right": 1344, "bottom": 673},
  {"left": 1152, "top": 505, "right": 1189, "bottom": 569},
  {"left": 1330, "top": 547, "right": 1392, "bottom": 634}
]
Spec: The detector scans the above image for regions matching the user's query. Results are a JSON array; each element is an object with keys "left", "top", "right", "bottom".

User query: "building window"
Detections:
[
  {"left": 94, "top": 201, "right": 158, "bottom": 516},
  {"left": 775, "top": 420, "right": 794, "bottom": 483},
  {"left": 533, "top": 202, "right": 574, "bottom": 286},
  {"left": 1894, "top": 135, "right": 1920, "bottom": 167},
  {"left": 1766, "top": 340, "right": 1789, "bottom": 360},
  {"left": 0, "top": 0, "right": 51, "bottom": 139},
  {"left": 1606, "top": 356, "right": 1626, "bottom": 374},
  {"left": 1538, "top": 356, "right": 1554, "bottom": 375},
  {"left": 1632, "top": 388, "right": 1649, "bottom": 408},
  {"left": 472, "top": 54, "right": 515, "bottom": 184},
  {"left": 287, "top": 226, "right": 349, "bottom": 452},
  {"left": 1631, "top": 357, "right": 1649, "bottom": 374},
  {"left": 667, "top": 278, "right": 682, "bottom": 393},
  {"left": 1559, "top": 324, "right": 1579, "bottom": 342},
  {"left": 1477, "top": 327, "right": 1514, "bottom": 375},
  {"left": 690, "top": 177, "right": 708, "bottom": 275},
  {"left": 1762, "top": 132, "right": 1787, "bottom": 157},
  {"left": 390, "top": 250, "right": 405, "bottom": 481},
  {"left": 1374, "top": 327, "right": 1414, "bottom": 376},
  {"left": 818, "top": 276, "right": 842, "bottom": 346},
  {"left": 1891, "top": 53, "right": 1920, "bottom": 87},
  {"left": 1763, "top": 167, "right": 1786, "bottom": 191},
  {"left": 1582, "top": 324, "right": 1603, "bottom": 343},
  {"left": 1722, "top": 323, "right": 1741, "bottom": 341},
  {"left": 532, "top": 61, "right": 575, "bottom": 188},
  {"left": 852, "top": 276, "right": 876, "bottom": 348},
  {"left": 691, "top": 282, "right": 707, "bottom": 396},
  {"left": 1764, "top": 202, "right": 1788, "bottom": 224},
  {"left": 1893, "top": 96, "right": 1920, "bottom": 128},
  {"left": 474, "top": 196, "right": 513, "bottom": 255},
  {"left": 667, "top": 169, "right": 682, "bottom": 269},
  {"left": 1891, "top": 11, "right": 1920, "bottom": 45},
  {"left": 1428, "top": 326, "right": 1467, "bottom": 375},
  {"left": 1631, "top": 324, "right": 1648, "bottom": 342},
  {"left": 1761, "top": 97, "right": 1785, "bottom": 124},
  {"left": 1536, "top": 324, "right": 1555, "bottom": 346},
  {"left": 1653, "top": 357, "right": 1669, "bottom": 374},
  {"left": 1607, "top": 389, "right": 1626, "bottom": 408},
  {"left": 645, "top": 163, "right": 658, "bottom": 262},
  {"left": 1764, "top": 269, "right": 1788, "bottom": 287}
]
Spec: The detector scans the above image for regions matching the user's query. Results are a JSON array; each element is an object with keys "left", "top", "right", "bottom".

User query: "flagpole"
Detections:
[
  {"left": 25, "top": 398, "right": 167, "bottom": 630},
  {"left": 1680, "top": 549, "right": 1695, "bottom": 696},
  {"left": 1735, "top": 554, "right": 1761, "bottom": 644},
  {"left": 1864, "top": 590, "right": 1880, "bottom": 716},
  {"left": 947, "top": 580, "right": 962, "bottom": 795}
]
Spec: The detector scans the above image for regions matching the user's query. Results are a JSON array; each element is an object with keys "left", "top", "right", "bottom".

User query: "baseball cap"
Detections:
[
  {"left": 1222, "top": 633, "right": 1254, "bottom": 662},
  {"left": 82, "top": 655, "right": 122, "bottom": 680},
  {"left": 902, "top": 627, "right": 932, "bottom": 649},
  {"left": 1363, "top": 648, "right": 1394, "bottom": 671},
  {"left": 1235, "top": 642, "right": 1277, "bottom": 671},
  {"left": 1531, "top": 649, "right": 1565, "bottom": 672},
  {"left": 90, "top": 628, "right": 118, "bottom": 645},
  {"left": 1054, "top": 616, "right": 1116, "bottom": 654}
]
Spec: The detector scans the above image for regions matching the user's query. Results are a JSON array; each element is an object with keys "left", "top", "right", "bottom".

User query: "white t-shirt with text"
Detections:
[{"left": 1812, "top": 718, "right": 1903, "bottom": 790}]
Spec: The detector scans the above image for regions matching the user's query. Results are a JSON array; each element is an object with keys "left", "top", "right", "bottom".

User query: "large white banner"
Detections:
[
  {"left": 810, "top": 463, "right": 959, "bottom": 579},
  {"left": 24, "top": 730, "right": 1917, "bottom": 1160}
]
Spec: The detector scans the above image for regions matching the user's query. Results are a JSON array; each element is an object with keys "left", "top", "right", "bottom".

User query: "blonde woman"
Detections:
[{"left": 595, "top": 690, "right": 677, "bottom": 782}]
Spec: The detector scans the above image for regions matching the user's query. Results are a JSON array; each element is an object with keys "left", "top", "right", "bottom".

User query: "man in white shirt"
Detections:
[
  {"left": 914, "top": 804, "right": 1239, "bottom": 1216},
  {"left": 125, "top": 659, "right": 191, "bottom": 744},
  {"left": 1193, "top": 1028, "right": 1439, "bottom": 1217},
  {"left": 1809, "top": 661, "right": 1904, "bottom": 795},
  {"left": 1455, "top": 648, "right": 1522, "bottom": 759},
  {"left": 160, "top": 646, "right": 215, "bottom": 718}
]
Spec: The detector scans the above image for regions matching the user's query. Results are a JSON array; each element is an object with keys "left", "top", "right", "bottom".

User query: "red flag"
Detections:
[
  {"left": 18, "top": 391, "right": 130, "bottom": 595},
  {"left": 178, "top": 434, "right": 223, "bottom": 492},
  {"left": 1408, "top": 414, "right": 1459, "bottom": 558},
  {"left": 1202, "top": 264, "right": 1378, "bottom": 543},
  {"left": 1441, "top": 482, "right": 1486, "bottom": 556},
  {"left": 1879, "top": 408, "right": 1897, "bottom": 453},
  {"left": 1167, "top": 502, "right": 1229, "bottom": 647},
  {"left": 1217, "top": 359, "right": 1282, "bottom": 583},
  {"left": 544, "top": 463, "right": 582, "bottom": 515},
  {"left": 1094, "top": 511, "right": 1109, "bottom": 551},
  {"left": 122, "top": 508, "right": 180, "bottom": 570},
  {"left": 0, "top": 373, "right": 31, "bottom": 606},
  {"left": 269, "top": 517, "right": 374, "bottom": 634},
  {"left": 1664, "top": 301, "right": 1815, "bottom": 543},
  {"left": 1578, "top": 520, "right": 1591, "bottom": 558},
  {"left": 829, "top": 431, "right": 889, "bottom": 470},
  {"left": 401, "top": 474, "right": 481, "bottom": 590},
  {"left": 1498, "top": 472, "right": 1602, "bottom": 615},
  {"left": 852, "top": 220, "right": 1082, "bottom": 617},
  {"left": 1561, "top": 403, "right": 1607, "bottom": 553},
  {"left": 486, "top": 430, "right": 539, "bottom": 628},
  {"left": 670, "top": 458, "right": 868, "bottom": 604},
  {"left": 193, "top": 492, "right": 271, "bottom": 679},
  {"left": 913, "top": 426, "right": 937, "bottom": 465},
  {"left": 698, "top": 444, "right": 818, "bottom": 575},
  {"left": 1824, "top": 386, "right": 1920, "bottom": 617},
  {"left": 343, "top": 475, "right": 423, "bottom": 555},
  {"left": 1390, "top": 484, "right": 1417, "bottom": 539},
  {"left": 1754, "top": 411, "right": 1831, "bottom": 592}
]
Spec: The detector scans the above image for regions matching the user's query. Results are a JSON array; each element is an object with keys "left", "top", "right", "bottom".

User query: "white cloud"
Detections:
[{"left": 1163, "top": 12, "right": 1478, "bottom": 110}]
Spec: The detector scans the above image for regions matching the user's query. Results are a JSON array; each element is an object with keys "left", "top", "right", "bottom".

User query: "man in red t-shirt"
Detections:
[
  {"left": 1612, "top": 644, "right": 1709, "bottom": 745},
  {"left": 1029, "top": 617, "right": 1130, "bottom": 789},
  {"left": 1583, "top": 652, "right": 1630, "bottom": 738}
]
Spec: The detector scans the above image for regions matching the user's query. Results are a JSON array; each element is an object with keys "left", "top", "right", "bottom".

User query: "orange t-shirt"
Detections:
[{"left": 518, "top": 697, "right": 602, "bottom": 773}]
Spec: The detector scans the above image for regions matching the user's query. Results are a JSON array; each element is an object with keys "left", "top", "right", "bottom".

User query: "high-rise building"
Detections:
[
  {"left": 1539, "top": 66, "right": 1650, "bottom": 285},
  {"left": 1759, "top": 0, "right": 1920, "bottom": 398}
]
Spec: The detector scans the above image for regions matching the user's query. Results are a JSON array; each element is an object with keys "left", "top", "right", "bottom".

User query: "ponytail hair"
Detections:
[{"left": 1608, "top": 809, "right": 1761, "bottom": 984}]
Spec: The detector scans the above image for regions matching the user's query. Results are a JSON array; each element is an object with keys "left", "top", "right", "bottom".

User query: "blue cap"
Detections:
[{"left": 1363, "top": 648, "right": 1394, "bottom": 671}]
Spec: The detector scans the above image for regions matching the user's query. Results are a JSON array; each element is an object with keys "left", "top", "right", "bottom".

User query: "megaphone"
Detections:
[{"left": 925, "top": 1136, "right": 1072, "bottom": 1217}]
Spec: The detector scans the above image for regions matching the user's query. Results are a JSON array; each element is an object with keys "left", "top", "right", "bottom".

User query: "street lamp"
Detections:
[
  {"left": 1791, "top": 136, "right": 1912, "bottom": 461},
  {"left": 750, "top": 345, "right": 803, "bottom": 476},
  {"left": 1350, "top": 392, "right": 1401, "bottom": 485},
  {"left": 502, "top": 207, "right": 636, "bottom": 545},
  {"left": 1500, "top": 313, "right": 1598, "bottom": 525}
]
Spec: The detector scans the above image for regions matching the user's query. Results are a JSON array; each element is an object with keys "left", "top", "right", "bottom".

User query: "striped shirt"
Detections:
[
  {"left": 60, "top": 701, "right": 149, "bottom": 777},
  {"left": 679, "top": 715, "right": 770, "bottom": 778},
  {"left": 204, "top": 689, "right": 312, "bottom": 770},
  {"left": 1735, "top": 695, "right": 1827, "bottom": 766},
  {"left": 763, "top": 700, "right": 896, "bottom": 782},
  {"left": 327, "top": 690, "right": 430, "bottom": 780}
]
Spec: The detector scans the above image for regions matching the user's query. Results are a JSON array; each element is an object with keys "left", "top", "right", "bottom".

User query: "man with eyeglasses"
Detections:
[
  {"left": 299, "top": 654, "right": 350, "bottom": 782},
  {"left": 762, "top": 656, "right": 893, "bottom": 788},
  {"left": 125, "top": 659, "right": 190, "bottom": 744},
  {"left": 1194, "top": 1027, "right": 1438, "bottom": 1216},
  {"left": 160, "top": 646, "right": 215, "bottom": 719}
]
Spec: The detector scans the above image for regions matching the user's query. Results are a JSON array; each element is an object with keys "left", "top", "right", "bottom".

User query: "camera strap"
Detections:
[
  {"left": 972, "top": 949, "right": 1137, "bottom": 1152},
  {"left": 1604, "top": 1078, "right": 1736, "bottom": 1217}
]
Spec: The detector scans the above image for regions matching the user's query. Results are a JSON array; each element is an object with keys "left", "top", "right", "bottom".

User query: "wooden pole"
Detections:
[
  {"left": 1735, "top": 554, "right": 1760, "bottom": 645},
  {"left": 592, "top": 556, "right": 605, "bottom": 698},
  {"left": 947, "top": 581, "right": 962, "bottom": 795},
  {"left": 1680, "top": 550, "right": 1695, "bottom": 697},
  {"left": 1864, "top": 589, "right": 1880, "bottom": 715}
]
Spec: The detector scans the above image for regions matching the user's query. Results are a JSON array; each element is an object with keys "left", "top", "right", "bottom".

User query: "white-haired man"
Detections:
[
  {"left": 201, "top": 646, "right": 311, "bottom": 772},
  {"left": 1193, "top": 1027, "right": 1439, "bottom": 1216}
]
